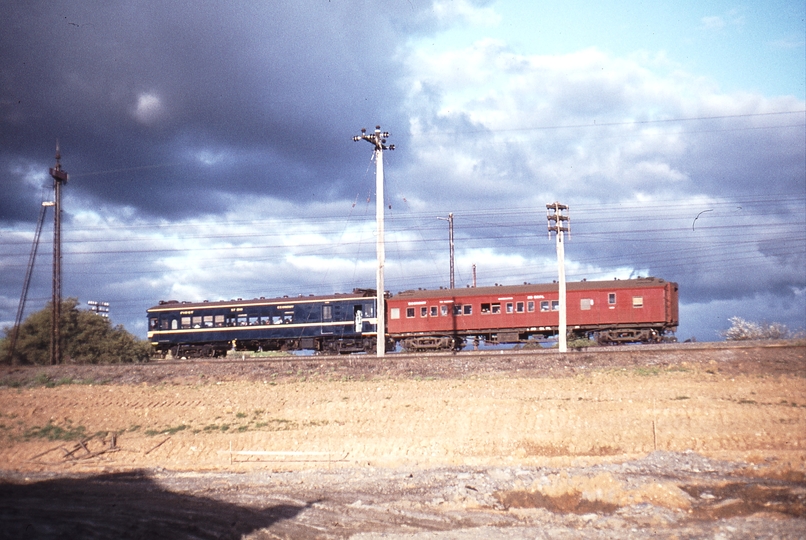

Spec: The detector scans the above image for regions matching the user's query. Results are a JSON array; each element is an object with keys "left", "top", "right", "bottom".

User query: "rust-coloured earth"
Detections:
[{"left": 1, "top": 342, "right": 804, "bottom": 538}]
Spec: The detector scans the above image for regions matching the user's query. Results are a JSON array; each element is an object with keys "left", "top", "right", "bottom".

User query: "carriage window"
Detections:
[
  {"left": 463, "top": 304, "right": 472, "bottom": 315},
  {"left": 516, "top": 302, "right": 524, "bottom": 313},
  {"left": 491, "top": 303, "right": 501, "bottom": 314},
  {"left": 441, "top": 305, "right": 448, "bottom": 316},
  {"left": 214, "top": 314, "right": 225, "bottom": 327},
  {"left": 506, "top": 302, "right": 514, "bottom": 313},
  {"left": 390, "top": 307, "right": 400, "bottom": 319},
  {"left": 608, "top": 293, "right": 616, "bottom": 304},
  {"left": 149, "top": 318, "right": 158, "bottom": 329},
  {"left": 527, "top": 301, "right": 535, "bottom": 312},
  {"left": 283, "top": 314, "right": 293, "bottom": 323},
  {"left": 632, "top": 296, "right": 643, "bottom": 308},
  {"left": 420, "top": 306, "right": 427, "bottom": 317},
  {"left": 161, "top": 319, "right": 170, "bottom": 330},
  {"left": 181, "top": 316, "right": 191, "bottom": 329},
  {"left": 454, "top": 304, "right": 462, "bottom": 315},
  {"left": 238, "top": 314, "right": 248, "bottom": 326},
  {"left": 580, "top": 298, "right": 593, "bottom": 311},
  {"left": 364, "top": 303, "right": 375, "bottom": 317},
  {"left": 272, "top": 316, "right": 283, "bottom": 324},
  {"left": 171, "top": 319, "right": 178, "bottom": 330},
  {"left": 481, "top": 303, "right": 491, "bottom": 314},
  {"left": 406, "top": 307, "right": 415, "bottom": 318},
  {"left": 540, "top": 301, "right": 550, "bottom": 312},
  {"left": 203, "top": 315, "right": 214, "bottom": 327},
  {"left": 551, "top": 301, "right": 560, "bottom": 311},
  {"left": 430, "top": 306, "right": 438, "bottom": 317},
  {"left": 323, "top": 305, "right": 332, "bottom": 320}
]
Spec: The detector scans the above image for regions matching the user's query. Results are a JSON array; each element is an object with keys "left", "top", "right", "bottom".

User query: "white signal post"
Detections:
[
  {"left": 547, "top": 202, "right": 569, "bottom": 353},
  {"left": 353, "top": 126, "right": 394, "bottom": 357}
]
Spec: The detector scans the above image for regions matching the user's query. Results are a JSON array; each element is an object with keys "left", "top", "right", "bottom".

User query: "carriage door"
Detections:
[
  {"left": 354, "top": 305, "right": 363, "bottom": 333},
  {"left": 321, "top": 304, "right": 333, "bottom": 335}
]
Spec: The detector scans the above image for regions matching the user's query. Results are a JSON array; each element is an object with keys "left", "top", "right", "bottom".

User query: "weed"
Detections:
[
  {"left": 738, "top": 399, "right": 757, "bottom": 405},
  {"left": 673, "top": 396, "right": 690, "bottom": 400},
  {"left": 25, "top": 421, "right": 86, "bottom": 441},
  {"left": 634, "top": 367, "right": 660, "bottom": 376},
  {"left": 235, "top": 412, "right": 247, "bottom": 419},
  {"left": 145, "top": 424, "right": 188, "bottom": 437}
]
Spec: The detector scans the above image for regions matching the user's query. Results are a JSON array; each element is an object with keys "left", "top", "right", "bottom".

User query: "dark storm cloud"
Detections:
[{"left": 1, "top": 0, "right": 450, "bottom": 222}]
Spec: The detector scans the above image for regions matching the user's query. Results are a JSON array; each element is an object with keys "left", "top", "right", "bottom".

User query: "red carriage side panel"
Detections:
[{"left": 387, "top": 277, "right": 678, "bottom": 345}]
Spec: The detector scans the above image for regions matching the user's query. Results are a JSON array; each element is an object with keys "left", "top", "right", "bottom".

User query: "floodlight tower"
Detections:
[
  {"left": 547, "top": 202, "right": 569, "bottom": 353},
  {"left": 49, "top": 142, "right": 69, "bottom": 365},
  {"left": 353, "top": 126, "right": 394, "bottom": 357}
]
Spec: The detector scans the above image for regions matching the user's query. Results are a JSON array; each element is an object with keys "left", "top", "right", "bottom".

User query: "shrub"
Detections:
[{"left": 1, "top": 298, "right": 151, "bottom": 365}]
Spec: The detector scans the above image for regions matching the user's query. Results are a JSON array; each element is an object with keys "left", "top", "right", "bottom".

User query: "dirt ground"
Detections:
[{"left": 0, "top": 342, "right": 804, "bottom": 538}]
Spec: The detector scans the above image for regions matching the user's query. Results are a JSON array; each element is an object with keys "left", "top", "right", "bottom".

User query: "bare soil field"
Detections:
[{"left": 1, "top": 342, "right": 804, "bottom": 538}]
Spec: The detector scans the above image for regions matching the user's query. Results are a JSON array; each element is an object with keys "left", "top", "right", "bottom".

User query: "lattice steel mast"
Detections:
[{"left": 49, "top": 143, "right": 69, "bottom": 364}]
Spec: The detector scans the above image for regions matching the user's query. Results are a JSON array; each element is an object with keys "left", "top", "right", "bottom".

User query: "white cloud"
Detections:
[
  {"left": 700, "top": 9, "right": 744, "bottom": 33},
  {"left": 431, "top": 0, "right": 501, "bottom": 27},
  {"left": 132, "top": 92, "right": 166, "bottom": 125},
  {"left": 700, "top": 15, "right": 725, "bottom": 31}
]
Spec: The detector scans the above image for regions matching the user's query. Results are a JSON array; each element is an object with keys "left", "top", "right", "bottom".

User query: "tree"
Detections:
[
  {"left": 721, "top": 316, "right": 800, "bottom": 341},
  {"left": 1, "top": 298, "right": 151, "bottom": 365}
]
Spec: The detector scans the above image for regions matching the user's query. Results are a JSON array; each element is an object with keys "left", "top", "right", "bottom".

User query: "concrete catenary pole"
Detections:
[
  {"left": 547, "top": 202, "right": 569, "bottom": 353},
  {"left": 353, "top": 126, "right": 394, "bottom": 357},
  {"left": 49, "top": 143, "right": 69, "bottom": 365},
  {"left": 437, "top": 213, "right": 455, "bottom": 289}
]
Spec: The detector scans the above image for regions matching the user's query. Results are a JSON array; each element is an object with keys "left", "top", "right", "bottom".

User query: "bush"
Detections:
[
  {"left": 721, "top": 316, "right": 798, "bottom": 341},
  {"left": 1, "top": 298, "right": 151, "bottom": 365}
]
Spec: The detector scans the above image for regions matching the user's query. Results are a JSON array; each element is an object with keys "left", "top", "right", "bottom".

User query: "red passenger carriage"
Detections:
[{"left": 386, "top": 277, "right": 678, "bottom": 351}]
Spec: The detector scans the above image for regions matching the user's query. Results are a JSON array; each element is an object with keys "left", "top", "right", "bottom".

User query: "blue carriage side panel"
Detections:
[{"left": 146, "top": 290, "right": 379, "bottom": 356}]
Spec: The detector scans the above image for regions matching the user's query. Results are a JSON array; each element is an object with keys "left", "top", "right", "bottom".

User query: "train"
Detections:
[{"left": 146, "top": 276, "right": 678, "bottom": 357}]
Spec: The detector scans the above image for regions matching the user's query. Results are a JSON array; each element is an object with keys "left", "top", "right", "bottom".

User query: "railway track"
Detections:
[
  {"left": 1, "top": 340, "right": 801, "bottom": 389},
  {"left": 148, "top": 339, "right": 797, "bottom": 367}
]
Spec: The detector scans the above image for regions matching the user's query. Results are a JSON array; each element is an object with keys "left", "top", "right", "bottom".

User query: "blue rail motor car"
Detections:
[{"left": 147, "top": 289, "right": 379, "bottom": 357}]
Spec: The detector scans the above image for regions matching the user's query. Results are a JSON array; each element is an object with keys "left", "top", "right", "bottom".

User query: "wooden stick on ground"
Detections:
[{"left": 144, "top": 436, "right": 171, "bottom": 455}]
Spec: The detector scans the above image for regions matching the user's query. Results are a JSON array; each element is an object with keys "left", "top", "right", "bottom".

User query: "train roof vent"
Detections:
[
  {"left": 260, "top": 296, "right": 265, "bottom": 299},
  {"left": 237, "top": 298, "right": 242, "bottom": 301}
]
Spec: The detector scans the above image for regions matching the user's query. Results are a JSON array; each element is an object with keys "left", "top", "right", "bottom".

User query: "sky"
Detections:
[{"left": 1, "top": 0, "right": 804, "bottom": 344}]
